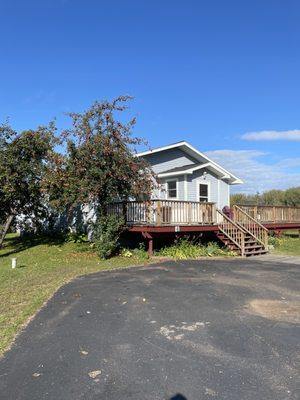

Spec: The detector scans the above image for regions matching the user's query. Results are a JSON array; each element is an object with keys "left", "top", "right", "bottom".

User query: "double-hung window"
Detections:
[{"left": 166, "top": 180, "right": 177, "bottom": 199}]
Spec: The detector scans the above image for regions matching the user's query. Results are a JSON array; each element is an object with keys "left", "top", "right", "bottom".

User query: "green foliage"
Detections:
[
  {"left": 285, "top": 187, "right": 300, "bottom": 207},
  {"left": 44, "top": 96, "right": 154, "bottom": 214},
  {"left": 0, "top": 123, "right": 57, "bottom": 218},
  {"left": 231, "top": 187, "right": 300, "bottom": 207},
  {"left": 0, "top": 96, "right": 155, "bottom": 244},
  {"left": 268, "top": 231, "right": 300, "bottom": 255},
  {"left": 0, "top": 122, "right": 58, "bottom": 244},
  {"left": 92, "top": 214, "right": 125, "bottom": 259},
  {"left": 157, "top": 238, "right": 236, "bottom": 260},
  {"left": 268, "top": 235, "right": 282, "bottom": 248},
  {"left": 65, "top": 231, "right": 87, "bottom": 243},
  {"left": 120, "top": 243, "right": 149, "bottom": 260}
]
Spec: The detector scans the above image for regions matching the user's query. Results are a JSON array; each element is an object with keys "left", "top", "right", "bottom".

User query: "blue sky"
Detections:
[{"left": 1, "top": 0, "right": 300, "bottom": 193}]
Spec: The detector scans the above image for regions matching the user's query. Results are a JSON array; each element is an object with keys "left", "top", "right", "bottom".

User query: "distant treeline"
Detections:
[{"left": 231, "top": 187, "right": 300, "bottom": 207}]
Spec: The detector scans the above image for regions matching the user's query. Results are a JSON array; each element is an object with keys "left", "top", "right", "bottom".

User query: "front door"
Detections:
[{"left": 199, "top": 182, "right": 209, "bottom": 202}]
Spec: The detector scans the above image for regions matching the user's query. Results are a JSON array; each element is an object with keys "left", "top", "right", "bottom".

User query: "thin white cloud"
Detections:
[
  {"left": 276, "top": 158, "right": 300, "bottom": 169},
  {"left": 205, "top": 149, "right": 300, "bottom": 194},
  {"left": 241, "top": 130, "right": 300, "bottom": 141}
]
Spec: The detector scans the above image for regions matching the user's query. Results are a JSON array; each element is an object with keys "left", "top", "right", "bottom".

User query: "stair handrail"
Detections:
[
  {"left": 232, "top": 205, "right": 268, "bottom": 248},
  {"left": 217, "top": 209, "right": 245, "bottom": 256}
]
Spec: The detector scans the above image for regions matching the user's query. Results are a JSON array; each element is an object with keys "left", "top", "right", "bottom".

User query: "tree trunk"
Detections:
[{"left": 0, "top": 214, "right": 14, "bottom": 248}]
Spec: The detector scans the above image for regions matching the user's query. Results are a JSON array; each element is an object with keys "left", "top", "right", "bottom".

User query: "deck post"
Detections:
[
  {"left": 241, "top": 231, "right": 245, "bottom": 257},
  {"left": 142, "top": 231, "right": 154, "bottom": 256},
  {"left": 145, "top": 201, "right": 149, "bottom": 224},
  {"left": 156, "top": 201, "right": 162, "bottom": 226},
  {"left": 148, "top": 238, "right": 153, "bottom": 256},
  {"left": 254, "top": 206, "right": 258, "bottom": 219}
]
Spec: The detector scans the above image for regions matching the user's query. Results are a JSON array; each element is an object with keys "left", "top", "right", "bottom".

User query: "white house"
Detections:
[{"left": 137, "top": 141, "right": 242, "bottom": 210}]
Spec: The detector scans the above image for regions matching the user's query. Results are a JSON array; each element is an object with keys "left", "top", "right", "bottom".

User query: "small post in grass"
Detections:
[{"left": 11, "top": 258, "right": 17, "bottom": 269}]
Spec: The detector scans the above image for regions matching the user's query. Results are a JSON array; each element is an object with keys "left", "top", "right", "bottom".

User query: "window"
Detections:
[
  {"left": 166, "top": 180, "right": 177, "bottom": 198},
  {"left": 199, "top": 183, "right": 209, "bottom": 202}
]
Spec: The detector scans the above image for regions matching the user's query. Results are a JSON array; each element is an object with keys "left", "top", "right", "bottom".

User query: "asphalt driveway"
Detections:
[{"left": 0, "top": 256, "right": 299, "bottom": 400}]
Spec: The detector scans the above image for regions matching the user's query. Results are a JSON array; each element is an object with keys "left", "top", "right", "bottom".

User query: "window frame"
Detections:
[{"left": 165, "top": 178, "right": 179, "bottom": 200}]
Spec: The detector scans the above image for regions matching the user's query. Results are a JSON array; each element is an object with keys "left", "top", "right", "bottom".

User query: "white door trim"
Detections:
[{"left": 196, "top": 179, "right": 211, "bottom": 202}]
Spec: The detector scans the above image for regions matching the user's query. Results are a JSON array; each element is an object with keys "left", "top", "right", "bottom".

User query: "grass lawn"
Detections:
[
  {"left": 0, "top": 234, "right": 148, "bottom": 356},
  {"left": 271, "top": 231, "right": 300, "bottom": 256}
]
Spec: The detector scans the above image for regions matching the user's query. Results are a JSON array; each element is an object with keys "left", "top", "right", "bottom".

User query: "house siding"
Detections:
[
  {"left": 219, "top": 179, "right": 230, "bottom": 209},
  {"left": 144, "top": 148, "right": 198, "bottom": 174},
  {"left": 158, "top": 176, "right": 185, "bottom": 201},
  {"left": 187, "top": 169, "right": 216, "bottom": 203},
  {"left": 141, "top": 147, "right": 232, "bottom": 209},
  {"left": 156, "top": 169, "right": 230, "bottom": 209}
]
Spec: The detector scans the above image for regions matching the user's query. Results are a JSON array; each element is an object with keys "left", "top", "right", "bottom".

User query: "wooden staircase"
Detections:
[{"left": 216, "top": 205, "right": 269, "bottom": 257}]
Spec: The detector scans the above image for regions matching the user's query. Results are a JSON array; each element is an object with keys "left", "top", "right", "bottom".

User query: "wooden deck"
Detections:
[
  {"left": 108, "top": 200, "right": 300, "bottom": 256},
  {"left": 108, "top": 200, "right": 300, "bottom": 226}
]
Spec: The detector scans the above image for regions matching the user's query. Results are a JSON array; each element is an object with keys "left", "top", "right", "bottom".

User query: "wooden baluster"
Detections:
[
  {"left": 188, "top": 202, "right": 191, "bottom": 224},
  {"left": 122, "top": 202, "right": 127, "bottom": 224}
]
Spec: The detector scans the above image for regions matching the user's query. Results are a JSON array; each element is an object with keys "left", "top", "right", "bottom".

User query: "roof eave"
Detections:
[{"left": 136, "top": 141, "right": 243, "bottom": 184}]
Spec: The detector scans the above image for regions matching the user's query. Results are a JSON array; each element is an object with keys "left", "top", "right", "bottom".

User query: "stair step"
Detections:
[
  {"left": 216, "top": 229, "right": 268, "bottom": 257},
  {"left": 217, "top": 211, "right": 268, "bottom": 257},
  {"left": 245, "top": 248, "right": 268, "bottom": 254},
  {"left": 245, "top": 249, "right": 265, "bottom": 254},
  {"left": 244, "top": 244, "right": 264, "bottom": 249},
  {"left": 218, "top": 235, "right": 262, "bottom": 244},
  {"left": 218, "top": 235, "right": 243, "bottom": 240},
  {"left": 218, "top": 232, "right": 255, "bottom": 237},
  {"left": 245, "top": 250, "right": 268, "bottom": 257}
]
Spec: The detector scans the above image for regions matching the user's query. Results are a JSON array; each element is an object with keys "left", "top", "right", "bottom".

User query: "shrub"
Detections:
[
  {"left": 268, "top": 235, "right": 286, "bottom": 248},
  {"left": 157, "top": 238, "right": 236, "bottom": 260},
  {"left": 120, "top": 243, "right": 149, "bottom": 261},
  {"left": 65, "top": 231, "right": 87, "bottom": 243},
  {"left": 92, "top": 214, "right": 125, "bottom": 259}
]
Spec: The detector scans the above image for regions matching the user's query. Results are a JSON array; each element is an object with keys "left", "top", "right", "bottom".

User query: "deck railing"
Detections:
[
  {"left": 107, "top": 200, "right": 217, "bottom": 226},
  {"left": 237, "top": 205, "right": 300, "bottom": 223},
  {"left": 233, "top": 205, "right": 268, "bottom": 248},
  {"left": 216, "top": 209, "right": 245, "bottom": 256},
  {"left": 107, "top": 201, "right": 300, "bottom": 227}
]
